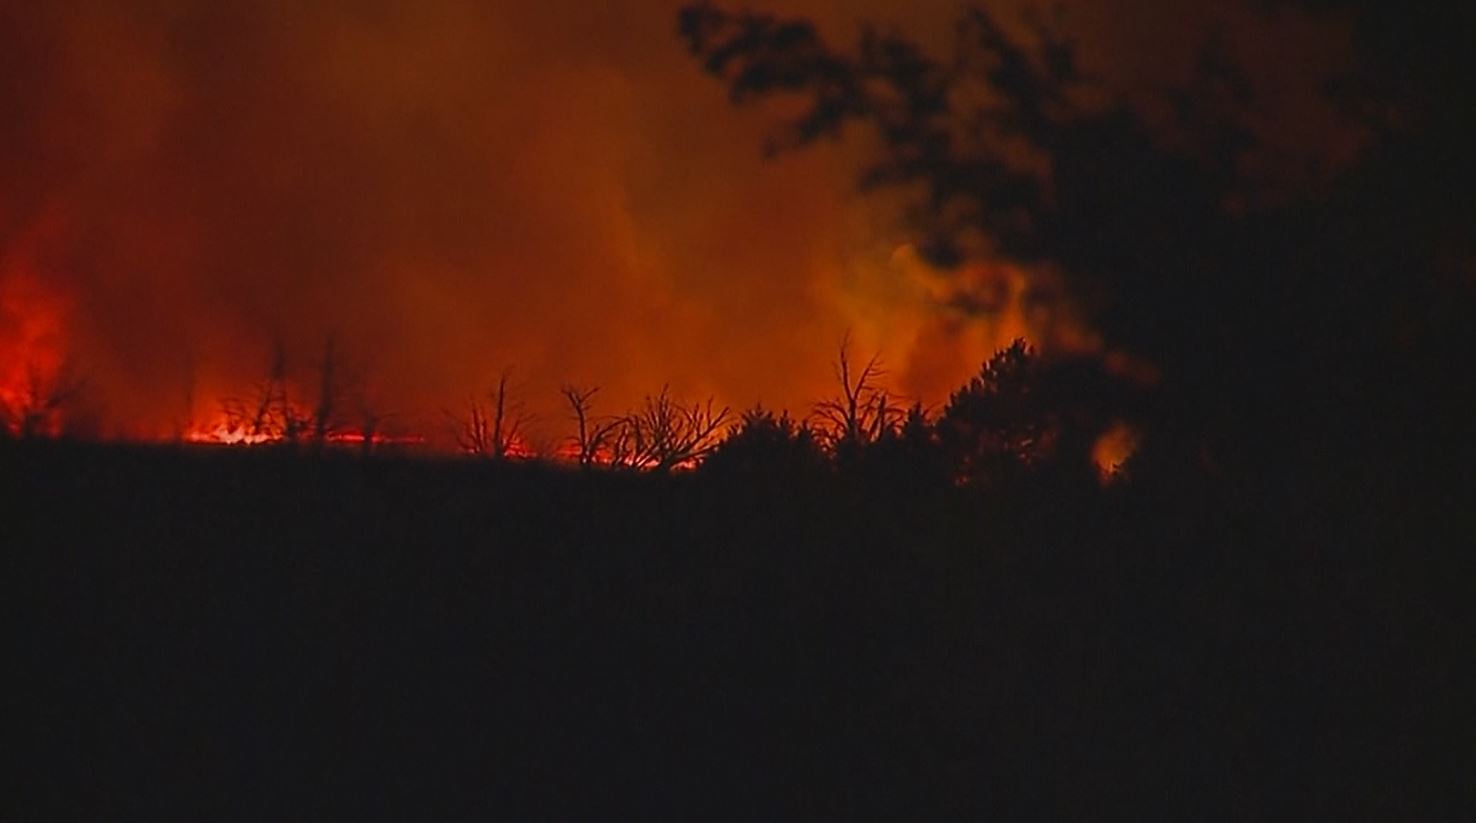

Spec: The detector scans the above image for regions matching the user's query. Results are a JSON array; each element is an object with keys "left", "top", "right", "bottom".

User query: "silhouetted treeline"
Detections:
[
  {"left": 7, "top": 381, "right": 1467, "bottom": 819},
  {"left": 680, "top": 1, "right": 1476, "bottom": 492},
  {"left": 702, "top": 340, "right": 1126, "bottom": 496}
]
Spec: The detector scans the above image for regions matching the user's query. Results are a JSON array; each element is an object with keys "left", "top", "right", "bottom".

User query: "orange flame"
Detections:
[
  {"left": 1092, "top": 421, "right": 1141, "bottom": 482},
  {"left": 182, "top": 414, "right": 426, "bottom": 448},
  {"left": 0, "top": 228, "right": 73, "bottom": 438}
]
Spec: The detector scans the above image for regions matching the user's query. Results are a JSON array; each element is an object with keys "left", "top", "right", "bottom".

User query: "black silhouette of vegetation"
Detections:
[
  {"left": 679, "top": 1, "right": 1476, "bottom": 484},
  {"left": 560, "top": 384, "right": 620, "bottom": 467},
  {"left": 218, "top": 339, "right": 312, "bottom": 443},
  {"left": 809, "top": 333, "right": 904, "bottom": 463},
  {"left": 605, "top": 385, "right": 730, "bottom": 472},
  {"left": 703, "top": 404, "right": 825, "bottom": 478},
  {"left": 210, "top": 337, "right": 394, "bottom": 451},
  {"left": 310, "top": 337, "right": 348, "bottom": 445},
  {"left": 445, "top": 368, "right": 531, "bottom": 460},
  {"left": 9, "top": 327, "right": 1467, "bottom": 817}
]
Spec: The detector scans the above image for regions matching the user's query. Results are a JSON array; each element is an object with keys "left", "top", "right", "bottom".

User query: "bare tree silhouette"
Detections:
[
  {"left": 446, "top": 368, "right": 531, "bottom": 460},
  {"left": 355, "top": 399, "right": 395, "bottom": 457},
  {"left": 311, "top": 336, "right": 349, "bottom": 445},
  {"left": 221, "top": 339, "right": 296, "bottom": 443},
  {"left": 811, "top": 334, "right": 903, "bottom": 458},
  {"left": 606, "top": 386, "right": 730, "bottom": 472},
  {"left": 560, "top": 385, "right": 622, "bottom": 467}
]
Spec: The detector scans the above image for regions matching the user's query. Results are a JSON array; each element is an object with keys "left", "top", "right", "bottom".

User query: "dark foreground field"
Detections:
[{"left": 6, "top": 439, "right": 1470, "bottom": 819}]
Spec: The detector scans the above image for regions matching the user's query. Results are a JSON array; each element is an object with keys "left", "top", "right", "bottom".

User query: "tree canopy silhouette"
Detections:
[{"left": 680, "top": 2, "right": 1476, "bottom": 478}]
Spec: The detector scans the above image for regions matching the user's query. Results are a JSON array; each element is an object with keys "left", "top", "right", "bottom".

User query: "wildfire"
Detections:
[
  {"left": 182, "top": 416, "right": 426, "bottom": 448},
  {"left": 182, "top": 421, "right": 279, "bottom": 446},
  {"left": 1092, "top": 421, "right": 1141, "bottom": 481},
  {"left": 0, "top": 228, "right": 73, "bottom": 438}
]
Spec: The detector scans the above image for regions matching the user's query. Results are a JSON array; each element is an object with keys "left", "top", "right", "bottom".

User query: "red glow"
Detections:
[
  {"left": 181, "top": 415, "right": 426, "bottom": 448},
  {"left": 0, "top": 231, "right": 72, "bottom": 438},
  {"left": 1092, "top": 421, "right": 1141, "bottom": 481}
]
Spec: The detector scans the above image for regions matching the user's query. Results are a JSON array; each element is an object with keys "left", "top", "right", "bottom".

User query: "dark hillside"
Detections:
[{"left": 6, "top": 439, "right": 1468, "bottom": 819}]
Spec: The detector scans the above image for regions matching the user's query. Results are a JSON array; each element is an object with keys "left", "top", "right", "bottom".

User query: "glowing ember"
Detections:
[
  {"left": 182, "top": 417, "right": 426, "bottom": 448},
  {"left": 1092, "top": 421, "right": 1141, "bottom": 481},
  {"left": 183, "top": 422, "right": 277, "bottom": 446}
]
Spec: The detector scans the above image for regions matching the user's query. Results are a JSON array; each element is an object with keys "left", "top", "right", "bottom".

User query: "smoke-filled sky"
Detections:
[{"left": 0, "top": 0, "right": 1350, "bottom": 442}]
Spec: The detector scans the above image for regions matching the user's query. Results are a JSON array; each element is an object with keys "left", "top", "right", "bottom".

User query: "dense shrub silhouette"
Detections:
[
  {"left": 937, "top": 339, "right": 1048, "bottom": 485},
  {"left": 700, "top": 405, "right": 825, "bottom": 478},
  {"left": 923, "top": 339, "right": 1110, "bottom": 494},
  {"left": 849, "top": 402, "right": 948, "bottom": 489}
]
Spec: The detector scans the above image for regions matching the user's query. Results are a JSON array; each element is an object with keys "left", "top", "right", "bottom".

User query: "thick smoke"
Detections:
[{"left": 0, "top": 1, "right": 1347, "bottom": 443}]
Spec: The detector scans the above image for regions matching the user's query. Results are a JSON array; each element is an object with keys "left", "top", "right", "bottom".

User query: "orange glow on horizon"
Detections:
[{"left": 181, "top": 420, "right": 428, "bottom": 448}]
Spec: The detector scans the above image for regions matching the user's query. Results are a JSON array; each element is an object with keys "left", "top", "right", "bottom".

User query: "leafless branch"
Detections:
[
  {"left": 561, "top": 384, "right": 623, "bottom": 467},
  {"left": 615, "top": 385, "right": 731, "bottom": 471},
  {"left": 448, "top": 368, "right": 532, "bottom": 460},
  {"left": 810, "top": 333, "right": 903, "bottom": 452}
]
